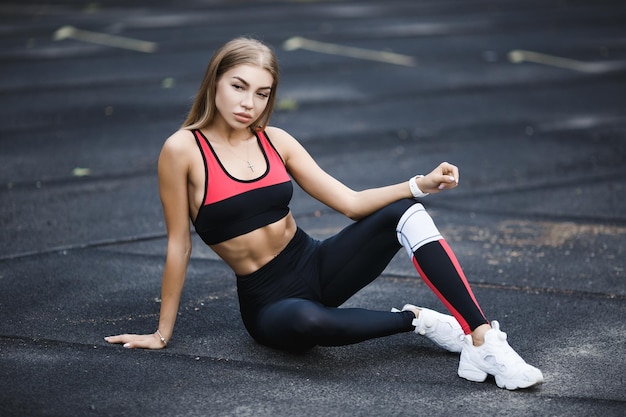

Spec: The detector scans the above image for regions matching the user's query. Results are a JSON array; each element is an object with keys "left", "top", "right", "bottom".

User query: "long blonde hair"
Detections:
[{"left": 182, "top": 37, "right": 280, "bottom": 132}]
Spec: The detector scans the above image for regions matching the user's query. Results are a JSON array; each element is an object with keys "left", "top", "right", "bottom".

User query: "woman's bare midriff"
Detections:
[{"left": 209, "top": 213, "right": 298, "bottom": 275}]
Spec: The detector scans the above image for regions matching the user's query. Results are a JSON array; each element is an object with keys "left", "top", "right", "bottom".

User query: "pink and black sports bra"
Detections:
[{"left": 192, "top": 129, "right": 293, "bottom": 245}]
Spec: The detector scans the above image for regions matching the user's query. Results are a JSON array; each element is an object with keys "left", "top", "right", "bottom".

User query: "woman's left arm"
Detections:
[{"left": 267, "top": 127, "right": 459, "bottom": 220}]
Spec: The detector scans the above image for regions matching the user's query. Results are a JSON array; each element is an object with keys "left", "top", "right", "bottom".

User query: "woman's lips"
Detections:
[{"left": 234, "top": 112, "right": 253, "bottom": 123}]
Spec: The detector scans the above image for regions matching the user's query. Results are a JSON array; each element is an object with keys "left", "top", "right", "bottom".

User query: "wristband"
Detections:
[{"left": 409, "top": 175, "right": 429, "bottom": 198}]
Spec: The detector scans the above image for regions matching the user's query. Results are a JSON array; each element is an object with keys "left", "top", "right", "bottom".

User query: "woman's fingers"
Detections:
[
  {"left": 440, "top": 162, "right": 459, "bottom": 181},
  {"left": 104, "top": 333, "right": 163, "bottom": 349},
  {"left": 421, "top": 162, "right": 459, "bottom": 193},
  {"left": 447, "top": 163, "right": 460, "bottom": 184},
  {"left": 436, "top": 162, "right": 459, "bottom": 190},
  {"left": 104, "top": 334, "right": 132, "bottom": 344}
]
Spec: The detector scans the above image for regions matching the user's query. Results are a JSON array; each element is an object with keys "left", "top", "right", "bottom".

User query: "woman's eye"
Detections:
[
  {"left": 232, "top": 84, "right": 243, "bottom": 90},
  {"left": 257, "top": 92, "right": 269, "bottom": 98}
]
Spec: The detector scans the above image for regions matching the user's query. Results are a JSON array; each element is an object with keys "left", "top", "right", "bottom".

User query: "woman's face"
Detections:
[{"left": 214, "top": 64, "right": 273, "bottom": 129}]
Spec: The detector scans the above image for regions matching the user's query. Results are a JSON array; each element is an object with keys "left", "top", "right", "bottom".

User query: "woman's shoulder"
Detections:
[
  {"left": 263, "top": 126, "right": 312, "bottom": 166},
  {"left": 265, "top": 126, "right": 291, "bottom": 138},
  {"left": 158, "top": 129, "right": 199, "bottom": 173},
  {"left": 264, "top": 126, "right": 300, "bottom": 147},
  {"left": 161, "top": 129, "right": 197, "bottom": 155},
  {"left": 164, "top": 128, "right": 196, "bottom": 145},
  {"left": 264, "top": 126, "right": 298, "bottom": 155}
]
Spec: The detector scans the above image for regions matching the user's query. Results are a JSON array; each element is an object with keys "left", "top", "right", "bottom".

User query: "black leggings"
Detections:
[{"left": 236, "top": 199, "right": 487, "bottom": 351}]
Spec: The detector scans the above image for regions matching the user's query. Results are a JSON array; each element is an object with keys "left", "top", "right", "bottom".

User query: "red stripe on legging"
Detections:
[
  {"left": 411, "top": 239, "right": 486, "bottom": 335},
  {"left": 439, "top": 239, "right": 486, "bottom": 319}
]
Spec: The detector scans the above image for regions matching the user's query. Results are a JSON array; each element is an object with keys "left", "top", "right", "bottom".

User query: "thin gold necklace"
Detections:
[{"left": 223, "top": 137, "right": 255, "bottom": 172}]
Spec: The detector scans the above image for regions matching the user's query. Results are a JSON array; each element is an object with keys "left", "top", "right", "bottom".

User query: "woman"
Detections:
[{"left": 105, "top": 37, "right": 543, "bottom": 390}]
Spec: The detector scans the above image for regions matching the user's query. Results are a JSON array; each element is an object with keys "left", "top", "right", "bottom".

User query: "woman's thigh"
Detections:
[{"left": 317, "top": 199, "right": 415, "bottom": 306}]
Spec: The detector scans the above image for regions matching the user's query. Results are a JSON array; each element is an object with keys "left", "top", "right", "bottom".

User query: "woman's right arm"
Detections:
[{"left": 105, "top": 132, "right": 192, "bottom": 349}]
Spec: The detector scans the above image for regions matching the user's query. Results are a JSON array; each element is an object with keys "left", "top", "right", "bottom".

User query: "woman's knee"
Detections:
[
  {"left": 289, "top": 301, "right": 331, "bottom": 336},
  {"left": 254, "top": 299, "right": 327, "bottom": 351},
  {"left": 368, "top": 198, "right": 417, "bottom": 230},
  {"left": 258, "top": 299, "right": 324, "bottom": 333},
  {"left": 395, "top": 201, "right": 442, "bottom": 256},
  {"left": 386, "top": 198, "right": 416, "bottom": 218}
]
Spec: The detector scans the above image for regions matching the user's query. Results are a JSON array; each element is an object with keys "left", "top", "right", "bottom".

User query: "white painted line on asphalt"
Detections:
[
  {"left": 53, "top": 26, "right": 157, "bottom": 53},
  {"left": 508, "top": 49, "right": 625, "bottom": 74},
  {"left": 536, "top": 114, "right": 625, "bottom": 132},
  {"left": 283, "top": 36, "right": 416, "bottom": 67}
]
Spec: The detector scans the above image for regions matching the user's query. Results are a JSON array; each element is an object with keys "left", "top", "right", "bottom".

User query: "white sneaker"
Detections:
[
  {"left": 393, "top": 304, "right": 465, "bottom": 353},
  {"left": 457, "top": 321, "right": 544, "bottom": 390}
]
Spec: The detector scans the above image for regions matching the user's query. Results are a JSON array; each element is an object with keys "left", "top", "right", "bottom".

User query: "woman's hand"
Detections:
[
  {"left": 104, "top": 332, "right": 167, "bottom": 349},
  {"left": 417, "top": 162, "right": 460, "bottom": 194}
]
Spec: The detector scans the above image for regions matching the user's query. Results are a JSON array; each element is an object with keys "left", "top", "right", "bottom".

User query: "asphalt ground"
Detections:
[{"left": 1, "top": 0, "right": 625, "bottom": 416}]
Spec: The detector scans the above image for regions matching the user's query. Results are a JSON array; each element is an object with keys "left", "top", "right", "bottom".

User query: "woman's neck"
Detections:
[{"left": 205, "top": 120, "right": 252, "bottom": 145}]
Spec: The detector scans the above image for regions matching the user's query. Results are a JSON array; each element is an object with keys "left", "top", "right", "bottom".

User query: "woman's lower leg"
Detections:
[{"left": 396, "top": 203, "right": 489, "bottom": 335}]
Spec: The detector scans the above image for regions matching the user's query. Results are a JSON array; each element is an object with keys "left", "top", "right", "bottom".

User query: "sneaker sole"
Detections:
[
  {"left": 459, "top": 364, "right": 544, "bottom": 390},
  {"left": 458, "top": 363, "right": 488, "bottom": 382},
  {"left": 496, "top": 375, "right": 544, "bottom": 390}
]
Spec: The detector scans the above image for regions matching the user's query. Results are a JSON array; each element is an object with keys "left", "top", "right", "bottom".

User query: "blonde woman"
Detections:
[{"left": 106, "top": 37, "right": 543, "bottom": 390}]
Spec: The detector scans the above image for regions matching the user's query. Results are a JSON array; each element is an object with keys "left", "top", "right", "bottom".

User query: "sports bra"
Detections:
[{"left": 192, "top": 129, "right": 293, "bottom": 245}]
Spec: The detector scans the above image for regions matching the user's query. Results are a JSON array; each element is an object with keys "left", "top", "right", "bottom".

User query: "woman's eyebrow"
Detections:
[{"left": 233, "top": 76, "right": 271, "bottom": 90}]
